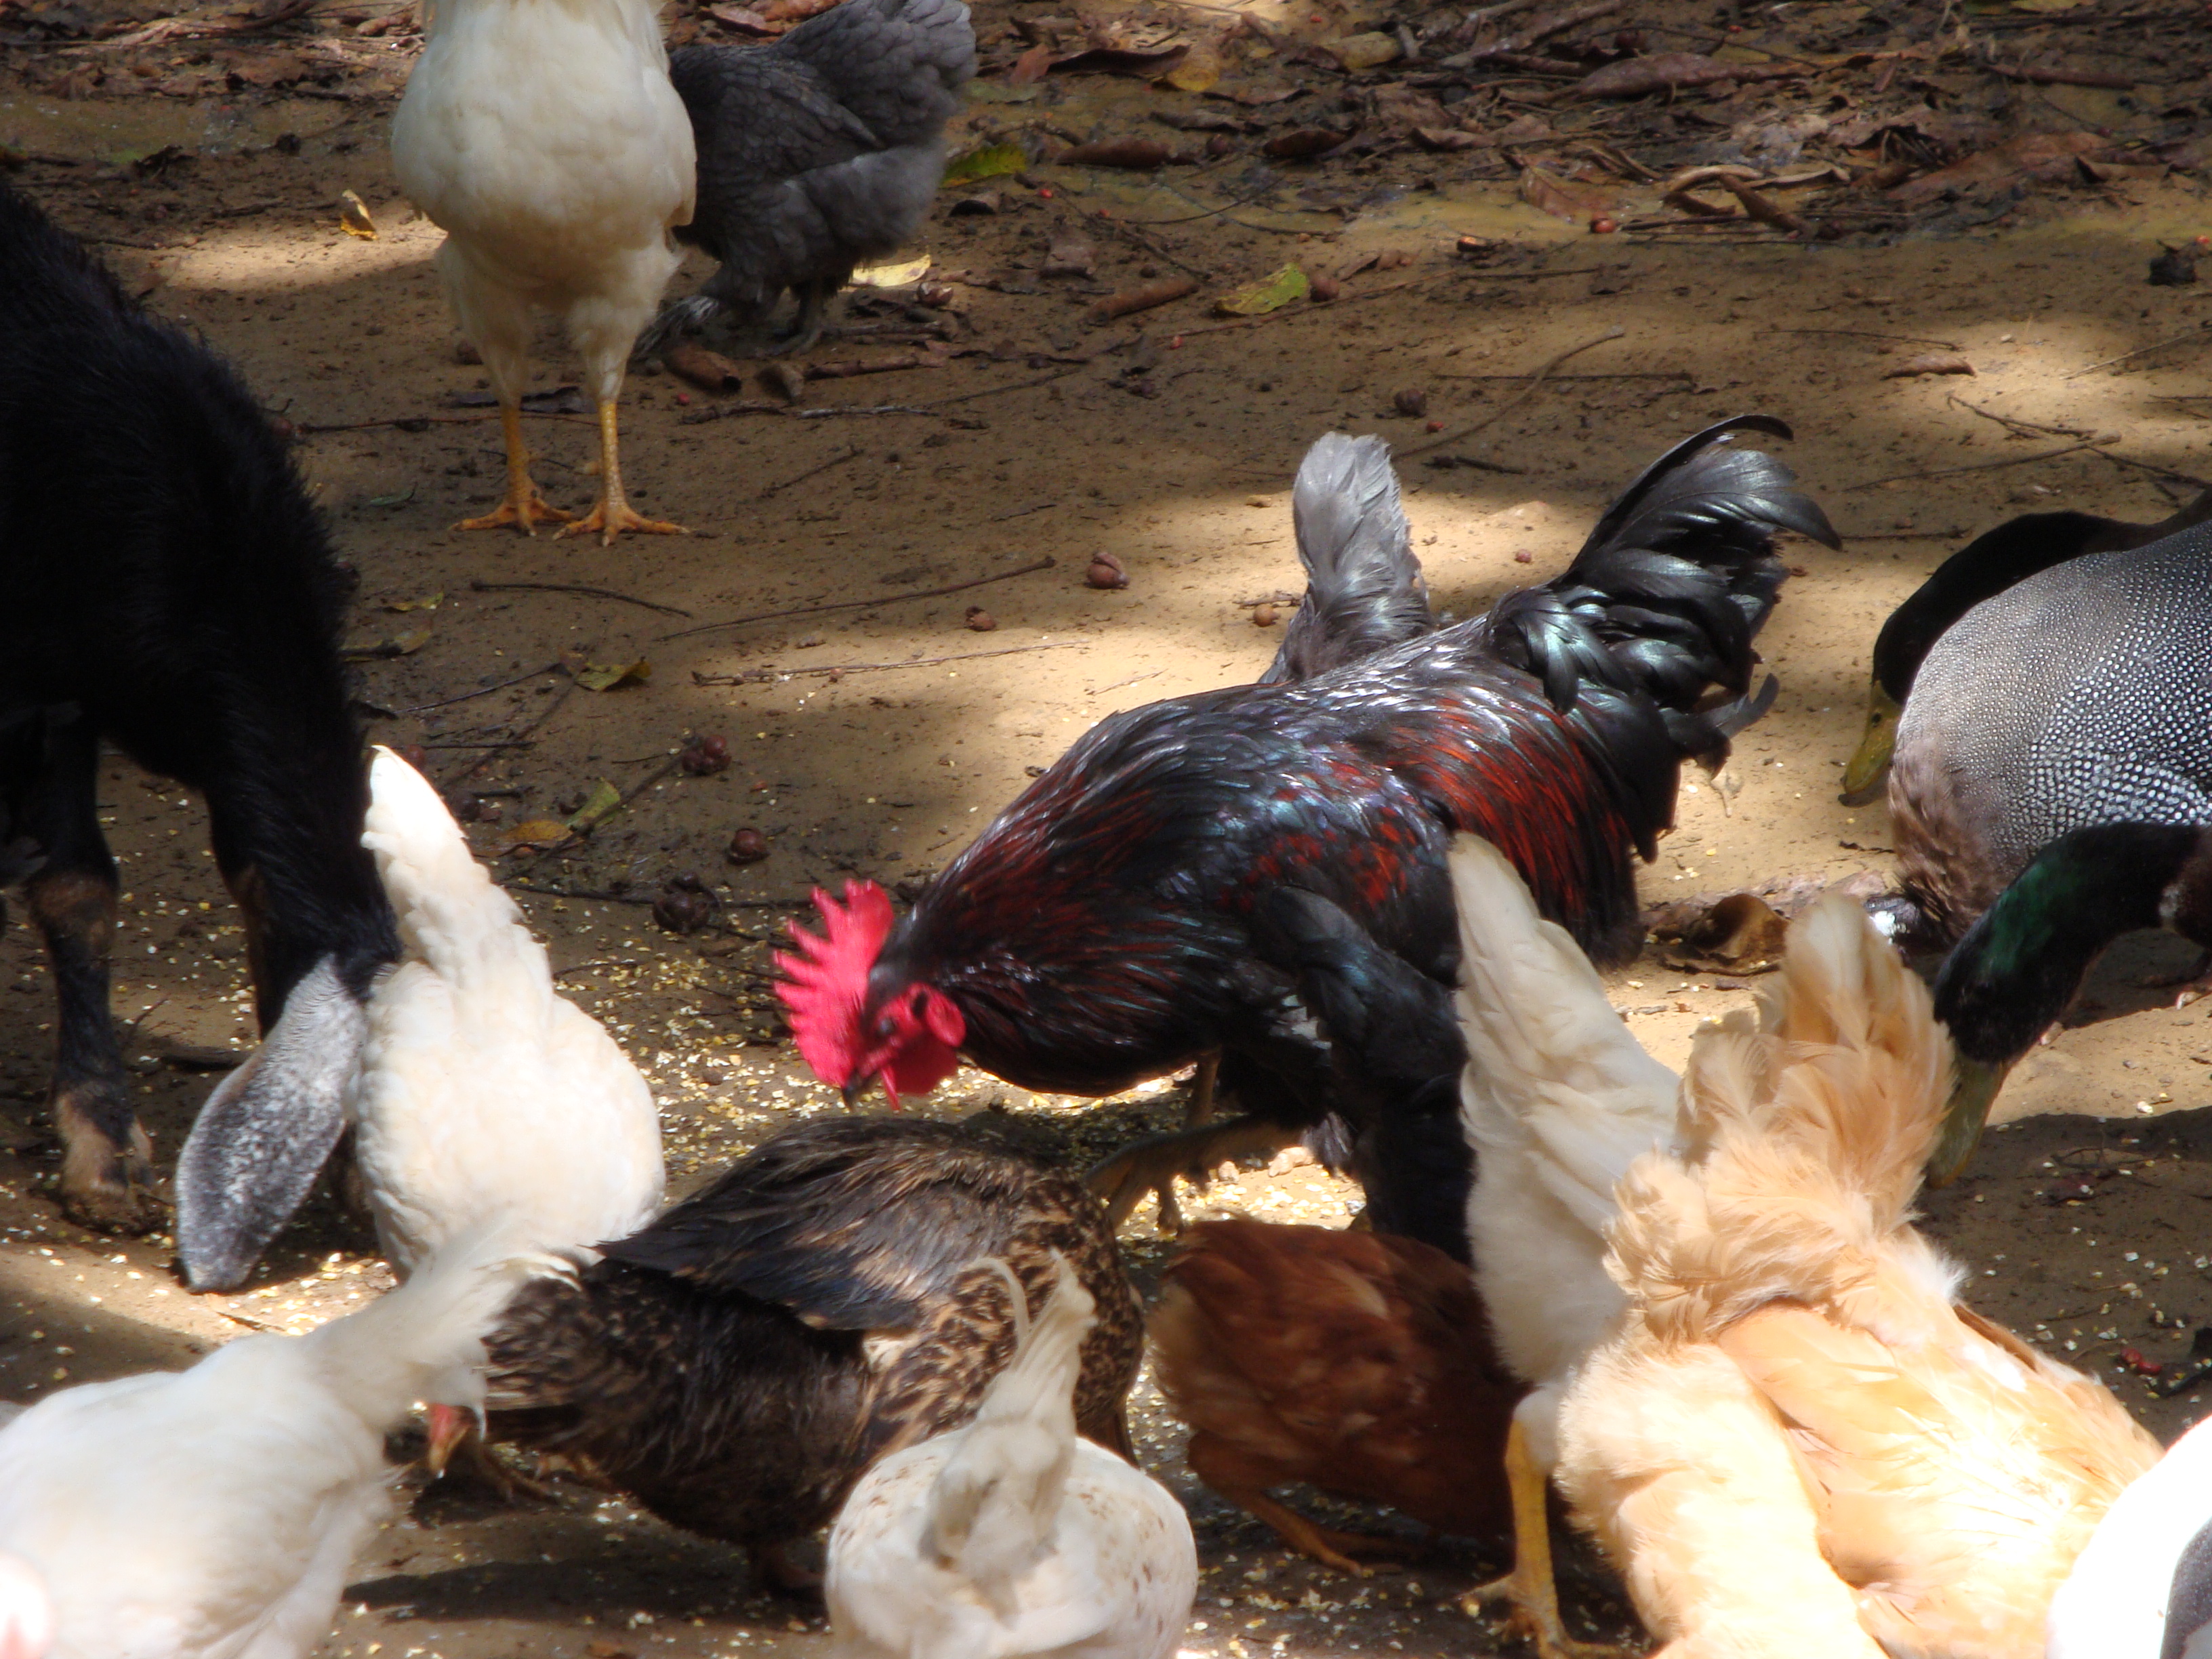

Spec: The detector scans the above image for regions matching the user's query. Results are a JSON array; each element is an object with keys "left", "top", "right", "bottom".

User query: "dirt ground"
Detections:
[{"left": 2, "top": 0, "right": 2211, "bottom": 1648}]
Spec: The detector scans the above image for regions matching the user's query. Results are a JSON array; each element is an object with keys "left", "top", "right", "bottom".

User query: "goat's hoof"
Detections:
[{"left": 59, "top": 1129, "right": 163, "bottom": 1234}]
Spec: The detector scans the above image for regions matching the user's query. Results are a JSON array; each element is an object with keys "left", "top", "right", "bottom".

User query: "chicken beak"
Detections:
[
  {"left": 424, "top": 1402, "right": 473, "bottom": 1475},
  {"left": 1927, "top": 1056, "right": 2009, "bottom": 1188}
]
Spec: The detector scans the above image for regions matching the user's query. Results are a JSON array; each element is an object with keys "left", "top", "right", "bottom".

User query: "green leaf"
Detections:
[
  {"left": 573, "top": 659, "right": 651, "bottom": 692},
  {"left": 1214, "top": 264, "right": 1311, "bottom": 316},
  {"left": 943, "top": 140, "right": 1029, "bottom": 186},
  {"left": 567, "top": 779, "right": 623, "bottom": 832}
]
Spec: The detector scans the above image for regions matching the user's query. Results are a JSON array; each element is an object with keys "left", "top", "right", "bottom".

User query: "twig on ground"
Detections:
[
  {"left": 441, "top": 662, "right": 584, "bottom": 788},
  {"left": 469, "top": 579, "right": 692, "bottom": 617},
  {"left": 1775, "top": 327, "right": 1967, "bottom": 350},
  {"left": 661, "top": 558, "right": 1055, "bottom": 642},
  {"left": 1398, "top": 326, "right": 1626, "bottom": 461},
  {"left": 2064, "top": 322, "right": 2212, "bottom": 379},
  {"left": 1847, "top": 439, "right": 2108, "bottom": 491},
  {"left": 693, "top": 639, "right": 1088, "bottom": 684},
  {"left": 1166, "top": 279, "right": 1427, "bottom": 341},
  {"left": 757, "top": 445, "right": 860, "bottom": 500},
  {"left": 403, "top": 659, "right": 565, "bottom": 714}
]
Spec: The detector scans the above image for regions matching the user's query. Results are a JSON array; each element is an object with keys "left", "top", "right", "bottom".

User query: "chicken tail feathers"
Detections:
[
  {"left": 1485, "top": 415, "right": 1836, "bottom": 764},
  {"left": 1263, "top": 433, "right": 1432, "bottom": 683},
  {"left": 1609, "top": 888, "right": 1956, "bottom": 1343},
  {"left": 363, "top": 747, "right": 549, "bottom": 1002},
  {"left": 772, "top": 0, "right": 976, "bottom": 121},
  {"left": 919, "top": 1255, "right": 1090, "bottom": 1600},
  {"left": 304, "top": 1221, "right": 565, "bottom": 1435}
]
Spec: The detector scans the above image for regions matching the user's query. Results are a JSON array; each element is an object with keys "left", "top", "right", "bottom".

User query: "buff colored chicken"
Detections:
[
  {"left": 1550, "top": 890, "right": 2160, "bottom": 1658},
  {"left": 350, "top": 747, "right": 662, "bottom": 1275},
  {"left": 827, "top": 1254, "right": 1195, "bottom": 1659},
  {"left": 391, "top": 0, "right": 693, "bottom": 542}
]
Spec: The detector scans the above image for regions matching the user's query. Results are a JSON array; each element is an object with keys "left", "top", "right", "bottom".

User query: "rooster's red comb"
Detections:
[{"left": 775, "top": 880, "right": 896, "bottom": 1087}]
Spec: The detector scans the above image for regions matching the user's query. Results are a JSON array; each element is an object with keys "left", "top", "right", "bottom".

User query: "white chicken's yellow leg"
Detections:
[
  {"left": 1462, "top": 1420, "right": 1618, "bottom": 1659},
  {"left": 559, "top": 398, "right": 684, "bottom": 546},
  {"left": 457, "top": 401, "right": 574, "bottom": 534}
]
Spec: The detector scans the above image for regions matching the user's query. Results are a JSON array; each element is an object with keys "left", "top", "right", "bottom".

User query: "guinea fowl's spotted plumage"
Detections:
[
  {"left": 817, "top": 419, "right": 1834, "bottom": 1155},
  {"left": 654, "top": 0, "right": 973, "bottom": 346},
  {"left": 478, "top": 1118, "right": 1141, "bottom": 1557},
  {"left": 1892, "top": 523, "right": 2212, "bottom": 937}
]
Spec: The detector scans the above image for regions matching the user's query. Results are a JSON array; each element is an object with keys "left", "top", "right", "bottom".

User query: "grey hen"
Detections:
[{"left": 651, "top": 0, "right": 974, "bottom": 354}]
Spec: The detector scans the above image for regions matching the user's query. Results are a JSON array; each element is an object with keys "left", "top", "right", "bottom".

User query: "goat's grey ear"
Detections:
[{"left": 174, "top": 959, "right": 365, "bottom": 1292}]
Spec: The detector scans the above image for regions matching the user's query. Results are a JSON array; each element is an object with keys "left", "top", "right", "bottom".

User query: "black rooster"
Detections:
[
  {"left": 776, "top": 420, "right": 1837, "bottom": 1223},
  {"left": 648, "top": 0, "right": 975, "bottom": 354}
]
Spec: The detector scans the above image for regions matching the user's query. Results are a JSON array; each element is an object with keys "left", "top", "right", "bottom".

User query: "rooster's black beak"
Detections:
[{"left": 842, "top": 1078, "right": 868, "bottom": 1109}]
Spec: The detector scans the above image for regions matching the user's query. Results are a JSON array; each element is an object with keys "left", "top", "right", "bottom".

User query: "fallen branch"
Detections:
[
  {"left": 470, "top": 578, "right": 692, "bottom": 617},
  {"left": 1771, "top": 325, "right": 1965, "bottom": 350},
  {"left": 1846, "top": 439, "right": 2108, "bottom": 492},
  {"left": 1436, "top": 369, "right": 1688, "bottom": 381},
  {"left": 1399, "top": 325, "right": 1625, "bottom": 461},
  {"left": 1164, "top": 278, "right": 1427, "bottom": 341},
  {"left": 2064, "top": 321, "right": 2212, "bottom": 379},
  {"left": 441, "top": 661, "right": 585, "bottom": 788},
  {"left": 693, "top": 638, "right": 1087, "bottom": 684},
  {"left": 677, "top": 366, "right": 1088, "bottom": 425},
  {"left": 660, "top": 558, "right": 1054, "bottom": 643},
  {"left": 403, "top": 659, "right": 565, "bottom": 715}
]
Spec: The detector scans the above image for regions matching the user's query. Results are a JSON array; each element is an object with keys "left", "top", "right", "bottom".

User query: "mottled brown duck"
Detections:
[{"left": 445, "top": 1115, "right": 1142, "bottom": 1586}]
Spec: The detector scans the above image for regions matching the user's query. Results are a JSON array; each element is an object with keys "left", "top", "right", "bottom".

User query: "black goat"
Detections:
[{"left": 0, "top": 183, "right": 398, "bottom": 1290}]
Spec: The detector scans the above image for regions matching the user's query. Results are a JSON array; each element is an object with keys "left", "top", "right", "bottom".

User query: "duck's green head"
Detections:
[{"left": 1928, "top": 821, "right": 2210, "bottom": 1185}]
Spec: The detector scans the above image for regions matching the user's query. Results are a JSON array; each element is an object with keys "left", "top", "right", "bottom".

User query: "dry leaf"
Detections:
[
  {"left": 573, "top": 659, "right": 651, "bottom": 692},
  {"left": 1887, "top": 130, "right": 2109, "bottom": 206},
  {"left": 1007, "top": 41, "right": 1052, "bottom": 83},
  {"left": 384, "top": 592, "right": 443, "bottom": 613},
  {"left": 1163, "top": 34, "right": 1223, "bottom": 91},
  {"left": 851, "top": 254, "right": 933, "bottom": 287},
  {"left": 1519, "top": 165, "right": 1617, "bottom": 221},
  {"left": 1324, "top": 30, "right": 1399, "bottom": 70},
  {"left": 1412, "top": 126, "right": 1485, "bottom": 152},
  {"left": 501, "top": 819, "right": 575, "bottom": 852},
  {"left": 567, "top": 779, "right": 623, "bottom": 831},
  {"left": 1216, "top": 264, "right": 1310, "bottom": 316},
  {"left": 664, "top": 344, "right": 746, "bottom": 391},
  {"left": 337, "top": 188, "right": 376, "bottom": 239},
  {"left": 1042, "top": 234, "right": 1097, "bottom": 276},
  {"left": 1576, "top": 52, "right": 1801, "bottom": 98},
  {"left": 1090, "top": 276, "right": 1197, "bottom": 321},
  {"left": 1263, "top": 128, "right": 1355, "bottom": 161}
]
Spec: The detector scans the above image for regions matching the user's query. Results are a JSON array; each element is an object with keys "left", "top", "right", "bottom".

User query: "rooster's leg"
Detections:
[
  {"left": 558, "top": 399, "right": 685, "bottom": 546},
  {"left": 1085, "top": 1111, "right": 1294, "bottom": 1232},
  {"left": 775, "top": 281, "right": 832, "bottom": 356},
  {"left": 457, "top": 401, "right": 573, "bottom": 534},
  {"left": 1183, "top": 1052, "right": 1221, "bottom": 1129},
  {"left": 1462, "top": 1420, "right": 1618, "bottom": 1659},
  {"left": 1188, "top": 1434, "right": 1410, "bottom": 1576},
  {"left": 756, "top": 1540, "right": 823, "bottom": 1594}
]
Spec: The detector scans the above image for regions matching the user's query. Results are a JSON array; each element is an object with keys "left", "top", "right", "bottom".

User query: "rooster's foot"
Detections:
[
  {"left": 456, "top": 489, "right": 573, "bottom": 535},
  {"left": 1085, "top": 1112, "right": 1296, "bottom": 1232},
  {"left": 1462, "top": 1420, "right": 1625, "bottom": 1659},
  {"left": 756, "top": 1540, "right": 823, "bottom": 1595},
  {"left": 1235, "top": 1491, "right": 1414, "bottom": 1576},
  {"left": 556, "top": 498, "right": 686, "bottom": 546}
]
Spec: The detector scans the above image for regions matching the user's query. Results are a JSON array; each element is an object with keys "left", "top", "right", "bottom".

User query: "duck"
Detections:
[
  {"left": 0, "top": 1229, "right": 537, "bottom": 1659},
  {"left": 1925, "top": 819, "right": 2212, "bottom": 1181},
  {"left": 1150, "top": 1218, "right": 1518, "bottom": 1575},
  {"left": 2050, "top": 1414, "right": 2212, "bottom": 1657},
  {"left": 826, "top": 1254, "right": 1195, "bottom": 1659},
  {"left": 1549, "top": 888, "right": 2159, "bottom": 1658},
  {"left": 453, "top": 1115, "right": 1143, "bottom": 1589},
  {"left": 1838, "top": 488, "right": 2212, "bottom": 943},
  {"left": 0, "top": 1555, "right": 48, "bottom": 1659},
  {"left": 350, "top": 745, "right": 663, "bottom": 1274}
]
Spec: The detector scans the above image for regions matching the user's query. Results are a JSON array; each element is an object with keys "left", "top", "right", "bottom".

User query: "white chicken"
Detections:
[
  {"left": 352, "top": 747, "right": 663, "bottom": 1275},
  {"left": 2049, "top": 1415, "right": 2212, "bottom": 1658},
  {"left": 0, "top": 1555, "right": 50, "bottom": 1659},
  {"left": 825, "top": 1254, "right": 1195, "bottom": 1659},
  {"left": 390, "top": 0, "right": 695, "bottom": 543},
  {"left": 1448, "top": 833, "right": 1680, "bottom": 1659},
  {"left": 0, "top": 1229, "right": 538, "bottom": 1659}
]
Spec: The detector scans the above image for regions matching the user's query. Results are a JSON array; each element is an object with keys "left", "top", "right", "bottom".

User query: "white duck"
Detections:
[
  {"left": 0, "top": 1230, "right": 536, "bottom": 1659},
  {"left": 390, "top": 0, "right": 694, "bottom": 542},
  {"left": 826, "top": 1254, "right": 1195, "bottom": 1659},
  {"left": 352, "top": 747, "right": 663, "bottom": 1274},
  {"left": 1449, "top": 834, "right": 1681, "bottom": 1659},
  {"left": 0, "top": 1555, "right": 50, "bottom": 1659}
]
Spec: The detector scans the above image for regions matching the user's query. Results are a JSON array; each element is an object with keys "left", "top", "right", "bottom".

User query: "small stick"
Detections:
[
  {"left": 2092, "top": 447, "right": 2212, "bottom": 490},
  {"left": 693, "top": 638, "right": 1088, "bottom": 684},
  {"left": 1165, "top": 278, "right": 1427, "bottom": 341},
  {"left": 617, "top": 755, "right": 684, "bottom": 809},
  {"left": 1846, "top": 439, "right": 2107, "bottom": 491},
  {"left": 1088, "top": 667, "right": 1164, "bottom": 695},
  {"left": 506, "top": 880, "right": 809, "bottom": 907},
  {"left": 403, "top": 659, "right": 565, "bottom": 714},
  {"left": 1399, "top": 325, "right": 1626, "bottom": 461},
  {"left": 1836, "top": 527, "right": 1969, "bottom": 541},
  {"left": 676, "top": 369, "right": 1086, "bottom": 426},
  {"left": 2065, "top": 323, "right": 2212, "bottom": 379},
  {"left": 441, "top": 664, "right": 584, "bottom": 788},
  {"left": 1094, "top": 214, "right": 1213, "bottom": 279},
  {"left": 660, "top": 558, "right": 1054, "bottom": 643},
  {"left": 1988, "top": 63, "right": 2138, "bottom": 87},
  {"left": 469, "top": 579, "right": 693, "bottom": 618},
  {"left": 1452, "top": 266, "right": 1610, "bottom": 281},
  {"left": 1719, "top": 177, "right": 1807, "bottom": 236},
  {"left": 1946, "top": 396, "right": 2090, "bottom": 442},
  {"left": 757, "top": 445, "right": 860, "bottom": 501},
  {"left": 1435, "top": 369, "right": 1688, "bottom": 380},
  {"left": 1774, "top": 326, "right": 1968, "bottom": 350}
]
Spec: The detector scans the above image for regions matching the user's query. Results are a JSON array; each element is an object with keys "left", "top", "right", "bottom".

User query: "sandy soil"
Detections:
[{"left": 2, "top": 0, "right": 2212, "bottom": 1650}]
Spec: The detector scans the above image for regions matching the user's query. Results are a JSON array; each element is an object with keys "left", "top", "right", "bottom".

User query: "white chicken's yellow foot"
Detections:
[
  {"left": 558, "top": 399, "right": 684, "bottom": 545},
  {"left": 458, "top": 402, "right": 575, "bottom": 535},
  {"left": 1462, "top": 1420, "right": 1624, "bottom": 1659}
]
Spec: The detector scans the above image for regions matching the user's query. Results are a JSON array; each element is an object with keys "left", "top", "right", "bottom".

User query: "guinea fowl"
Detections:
[
  {"left": 1925, "top": 820, "right": 2212, "bottom": 1180},
  {"left": 351, "top": 747, "right": 662, "bottom": 1273},
  {"left": 0, "top": 1229, "right": 539, "bottom": 1659},
  {"left": 648, "top": 0, "right": 975, "bottom": 355},
  {"left": 827, "top": 1255, "right": 1195, "bottom": 1659},
  {"left": 458, "top": 1116, "right": 1141, "bottom": 1587},
  {"left": 1839, "top": 488, "right": 2212, "bottom": 943},
  {"left": 390, "top": 0, "right": 693, "bottom": 541},
  {"left": 1553, "top": 892, "right": 2158, "bottom": 1659},
  {"left": 777, "top": 418, "right": 1836, "bottom": 1223},
  {"left": 0, "top": 184, "right": 398, "bottom": 1267}
]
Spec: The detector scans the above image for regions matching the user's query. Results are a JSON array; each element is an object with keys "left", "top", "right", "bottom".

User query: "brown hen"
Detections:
[{"left": 1151, "top": 1218, "right": 1521, "bottom": 1574}]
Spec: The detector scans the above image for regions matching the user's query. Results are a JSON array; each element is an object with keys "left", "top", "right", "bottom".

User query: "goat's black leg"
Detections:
[{"left": 17, "top": 724, "right": 156, "bottom": 1231}]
